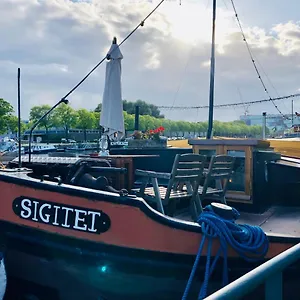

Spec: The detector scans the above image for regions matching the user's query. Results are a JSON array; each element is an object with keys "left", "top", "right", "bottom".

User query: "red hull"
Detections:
[{"left": 0, "top": 171, "right": 298, "bottom": 299}]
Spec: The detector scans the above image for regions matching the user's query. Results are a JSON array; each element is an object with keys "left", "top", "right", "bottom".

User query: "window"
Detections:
[{"left": 226, "top": 150, "right": 246, "bottom": 192}]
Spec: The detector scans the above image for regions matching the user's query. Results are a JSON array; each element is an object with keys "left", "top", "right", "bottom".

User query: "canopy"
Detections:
[{"left": 99, "top": 38, "right": 125, "bottom": 139}]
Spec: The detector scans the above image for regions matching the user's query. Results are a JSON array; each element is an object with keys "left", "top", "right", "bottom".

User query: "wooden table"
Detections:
[{"left": 89, "top": 155, "right": 159, "bottom": 191}]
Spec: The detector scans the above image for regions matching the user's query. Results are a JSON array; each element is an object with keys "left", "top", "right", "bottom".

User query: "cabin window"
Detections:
[{"left": 226, "top": 150, "right": 246, "bottom": 192}]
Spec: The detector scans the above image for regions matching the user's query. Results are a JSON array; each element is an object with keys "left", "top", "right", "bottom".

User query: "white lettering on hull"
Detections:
[{"left": 13, "top": 197, "right": 111, "bottom": 235}]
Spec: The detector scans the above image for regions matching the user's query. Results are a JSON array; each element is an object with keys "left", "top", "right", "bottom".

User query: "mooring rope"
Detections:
[{"left": 182, "top": 205, "right": 269, "bottom": 300}]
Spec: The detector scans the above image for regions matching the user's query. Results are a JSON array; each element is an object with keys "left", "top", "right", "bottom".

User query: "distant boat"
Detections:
[
  {"left": 25, "top": 144, "right": 57, "bottom": 154},
  {"left": 0, "top": 139, "right": 24, "bottom": 164},
  {"left": 66, "top": 142, "right": 98, "bottom": 152}
]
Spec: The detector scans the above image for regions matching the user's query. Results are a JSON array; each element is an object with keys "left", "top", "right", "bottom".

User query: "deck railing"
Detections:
[{"left": 205, "top": 242, "right": 300, "bottom": 300}]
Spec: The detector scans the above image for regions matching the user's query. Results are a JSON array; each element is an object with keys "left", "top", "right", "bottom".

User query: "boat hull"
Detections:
[
  {"left": 2, "top": 223, "right": 300, "bottom": 300},
  {"left": 0, "top": 171, "right": 298, "bottom": 299}
]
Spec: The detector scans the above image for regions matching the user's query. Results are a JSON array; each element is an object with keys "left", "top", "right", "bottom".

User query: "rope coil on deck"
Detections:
[{"left": 182, "top": 205, "right": 269, "bottom": 300}]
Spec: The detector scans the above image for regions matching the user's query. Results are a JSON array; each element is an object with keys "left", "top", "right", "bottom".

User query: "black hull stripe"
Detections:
[{"left": 2, "top": 221, "right": 268, "bottom": 277}]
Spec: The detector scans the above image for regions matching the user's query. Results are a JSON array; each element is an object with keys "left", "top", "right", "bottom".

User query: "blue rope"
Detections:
[{"left": 182, "top": 205, "right": 269, "bottom": 300}]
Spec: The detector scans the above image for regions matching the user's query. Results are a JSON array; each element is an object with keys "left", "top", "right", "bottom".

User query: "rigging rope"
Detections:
[
  {"left": 60, "top": 0, "right": 167, "bottom": 101},
  {"left": 158, "top": 93, "right": 300, "bottom": 110},
  {"left": 229, "top": 0, "right": 287, "bottom": 118},
  {"left": 182, "top": 205, "right": 269, "bottom": 300}
]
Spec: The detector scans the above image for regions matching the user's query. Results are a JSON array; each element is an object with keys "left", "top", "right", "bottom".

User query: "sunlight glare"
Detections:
[{"left": 157, "top": 0, "right": 237, "bottom": 49}]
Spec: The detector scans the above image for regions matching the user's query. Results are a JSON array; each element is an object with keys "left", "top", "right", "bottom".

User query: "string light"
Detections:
[{"left": 157, "top": 93, "right": 300, "bottom": 110}]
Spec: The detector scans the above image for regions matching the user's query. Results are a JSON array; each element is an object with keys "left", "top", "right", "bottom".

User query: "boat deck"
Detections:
[{"left": 175, "top": 205, "right": 300, "bottom": 238}]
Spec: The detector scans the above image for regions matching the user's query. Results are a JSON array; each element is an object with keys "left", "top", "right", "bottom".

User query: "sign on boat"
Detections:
[{"left": 13, "top": 197, "right": 111, "bottom": 234}]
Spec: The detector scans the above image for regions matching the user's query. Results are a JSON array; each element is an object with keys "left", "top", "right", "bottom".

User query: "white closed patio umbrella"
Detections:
[{"left": 100, "top": 37, "right": 125, "bottom": 143}]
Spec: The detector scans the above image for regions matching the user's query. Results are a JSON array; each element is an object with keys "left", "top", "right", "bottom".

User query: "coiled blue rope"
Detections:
[{"left": 182, "top": 205, "right": 269, "bottom": 300}]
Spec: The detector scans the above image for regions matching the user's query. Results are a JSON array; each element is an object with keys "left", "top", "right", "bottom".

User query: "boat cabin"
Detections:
[{"left": 188, "top": 138, "right": 281, "bottom": 212}]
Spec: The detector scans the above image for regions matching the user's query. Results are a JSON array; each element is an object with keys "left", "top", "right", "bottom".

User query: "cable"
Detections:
[
  {"left": 253, "top": 53, "right": 290, "bottom": 113},
  {"left": 157, "top": 93, "right": 300, "bottom": 110},
  {"left": 60, "top": 0, "right": 167, "bottom": 101},
  {"left": 170, "top": 48, "right": 193, "bottom": 109},
  {"left": 229, "top": 0, "right": 287, "bottom": 118}
]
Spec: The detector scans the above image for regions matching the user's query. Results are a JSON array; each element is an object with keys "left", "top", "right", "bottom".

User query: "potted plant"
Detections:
[{"left": 128, "top": 126, "right": 167, "bottom": 148}]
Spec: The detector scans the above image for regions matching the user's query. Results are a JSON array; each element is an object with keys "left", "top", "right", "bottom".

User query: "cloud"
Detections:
[{"left": 0, "top": 0, "right": 300, "bottom": 123}]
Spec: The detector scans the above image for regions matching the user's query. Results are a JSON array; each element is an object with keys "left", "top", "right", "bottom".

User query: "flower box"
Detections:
[{"left": 128, "top": 139, "right": 167, "bottom": 148}]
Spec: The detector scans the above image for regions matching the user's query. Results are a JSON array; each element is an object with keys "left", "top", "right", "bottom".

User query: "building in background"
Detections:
[{"left": 240, "top": 114, "right": 298, "bottom": 134}]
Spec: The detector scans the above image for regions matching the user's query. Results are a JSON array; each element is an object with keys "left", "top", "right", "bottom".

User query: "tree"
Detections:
[
  {"left": 94, "top": 103, "right": 102, "bottom": 113},
  {"left": 53, "top": 104, "right": 78, "bottom": 140},
  {"left": 29, "top": 105, "right": 56, "bottom": 143},
  {"left": 123, "top": 99, "right": 164, "bottom": 118},
  {"left": 95, "top": 99, "right": 164, "bottom": 118},
  {"left": 6, "top": 115, "right": 26, "bottom": 135},
  {"left": 139, "top": 115, "right": 156, "bottom": 131},
  {"left": 92, "top": 112, "right": 100, "bottom": 129},
  {"left": 170, "top": 122, "right": 179, "bottom": 137},
  {"left": 123, "top": 111, "right": 135, "bottom": 131},
  {"left": 189, "top": 122, "right": 198, "bottom": 137},
  {"left": 0, "top": 98, "right": 14, "bottom": 134},
  {"left": 76, "top": 109, "right": 96, "bottom": 141}
]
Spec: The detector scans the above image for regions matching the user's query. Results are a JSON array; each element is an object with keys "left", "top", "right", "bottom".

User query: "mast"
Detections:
[
  {"left": 206, "top": 0, "right": 217, "bottom": 139},
  {"left": 17, "top": 68, "right": 22, "bottom": 168}
]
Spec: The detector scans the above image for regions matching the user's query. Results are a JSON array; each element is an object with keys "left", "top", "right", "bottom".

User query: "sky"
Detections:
[{"left": 1, "top": 0, "right": 300, "bottom": 122}]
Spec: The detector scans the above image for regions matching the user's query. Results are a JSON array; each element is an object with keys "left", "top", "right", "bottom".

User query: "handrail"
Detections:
[{"left": 205, "top": 242, "right": 300, "bottom": 300}]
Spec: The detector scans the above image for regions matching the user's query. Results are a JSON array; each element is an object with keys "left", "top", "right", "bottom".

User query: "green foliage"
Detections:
[
  {"left": 52, "top": 104, "right": 78, "bottom": 129},
  {"left": 123, "top": 111, "right": 134, "bottom": 130},
  {"left": 29, "top": 105, "right": 56, "bottom": 131},
  {"left": 76, "top": 109, "right": 96, "bottom": 130},
  {"left": 6, "top": 115, "right": 26, "bottom": 134},
  {"left": 76, "top": 109, "right": 97, "bottom": 141},
  {"left": 122, "top": 114, "right": 266, "bottom": 137},
  {"left": 29, "top": 104, "right": 268, "bottom": 138},
  {"left": 123, "top": 100, "right": 164, "bottom": 118},
  {"left": 0, "top": 98, "right": 14, "bottom": 134},
  {"left": 52, "top": 104, "right": 78, "bottom": 139},
  {"left": 92, "top": 112, "right": 100, "bottom": 129},
  {"left": 95, "top": 99, "right": 164, "bottom": 118}
]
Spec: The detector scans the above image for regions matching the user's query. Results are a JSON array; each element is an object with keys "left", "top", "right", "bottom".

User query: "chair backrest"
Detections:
[
  {"left": 165, "top": 153, "right": 207, "bottom": 200},
  {"left": 205, "top": 154, "right": 235, "bottom": 193}
]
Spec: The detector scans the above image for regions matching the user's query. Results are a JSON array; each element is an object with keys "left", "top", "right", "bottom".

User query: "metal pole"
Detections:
[
  {"left": 206, "top": 0, "right": 217, "bottom": 139},
  {"left": 17, "top": 68, "right": 22, "bottom": 168},
  {"left": 262, "top": 112, "right": 267, "bottom": 139},
  {"left": 205, "top": 243, "right": 300, "bottom": 300},
  {"left": 292, "top": 99, "right": 294, "bottom": 127},
  {"left": 134, "top": 105, "right": 140, "bottom": 131}
]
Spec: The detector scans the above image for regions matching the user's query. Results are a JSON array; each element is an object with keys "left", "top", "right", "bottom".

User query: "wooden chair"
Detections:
[
  {"left": 135, "top": 153, "right": 207, "bottom": 216},
  {"left": 196, "top": 154, "right": 235, "bottom": 213}
]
